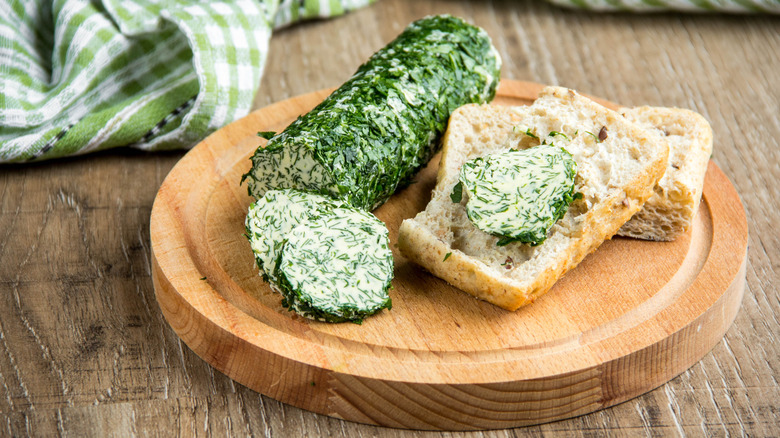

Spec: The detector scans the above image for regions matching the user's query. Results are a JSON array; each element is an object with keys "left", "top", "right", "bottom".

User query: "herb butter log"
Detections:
[{"left": 243, "top": 15, "right": 501, "bottom": 210}]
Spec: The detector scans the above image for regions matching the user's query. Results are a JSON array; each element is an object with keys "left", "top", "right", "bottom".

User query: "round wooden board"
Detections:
[{"left": 150, "top": 80, "right": 747, "bottom": 431}]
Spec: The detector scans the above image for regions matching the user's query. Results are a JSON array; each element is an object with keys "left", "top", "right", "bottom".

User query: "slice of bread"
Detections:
[
  {"left": 617, "top": 107, "right": 713, "bottom": 241},
  {"left": 397, "top": 86, "right": 669, "bottom": 311}
]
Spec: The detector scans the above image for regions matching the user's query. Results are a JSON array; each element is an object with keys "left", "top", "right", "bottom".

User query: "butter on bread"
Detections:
[
  {"left": 397, "top": 86, "right": 669, "bottom": 311},
  {"left": 617, "top": 106, "right": 713, "bottom": 241}
]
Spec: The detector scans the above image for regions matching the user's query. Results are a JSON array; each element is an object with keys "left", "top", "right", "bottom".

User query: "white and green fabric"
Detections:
[
  {"left": 548, "top": 0, "right": 779, "bottom": 12},
  {"left": 0, "top": 0, "right": 374, "bottom": 163},
  {"left": 2, "top": 0, "right": 777, "bottom": 162}
]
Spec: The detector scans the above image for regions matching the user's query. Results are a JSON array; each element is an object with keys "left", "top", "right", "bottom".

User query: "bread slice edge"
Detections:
[
  {"left": 398, "top": 87, "right": 669, "bottom": 311},
  {"left": 618, "top": 106, "right": 713, "bottom": 241}
]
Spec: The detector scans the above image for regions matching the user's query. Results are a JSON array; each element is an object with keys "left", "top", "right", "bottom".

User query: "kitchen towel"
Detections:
[
  {"left": 2, "top": 0, "right": 776, "bottom": 163},
  {"left": 0, "top": 0, "right": 374, "bottom": 163}
]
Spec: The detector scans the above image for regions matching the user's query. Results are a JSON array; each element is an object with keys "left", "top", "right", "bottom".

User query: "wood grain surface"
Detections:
[
  {"left": 1, "top": 0, "right": 778, "bottom": 436},
  {"left": 149, "top": 81, "right": 747, "bottom": 430}
]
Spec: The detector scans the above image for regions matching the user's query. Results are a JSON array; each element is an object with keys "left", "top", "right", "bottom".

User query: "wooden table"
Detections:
[{"left": 1, "top": 1, "right": 777, "bottom": 435}]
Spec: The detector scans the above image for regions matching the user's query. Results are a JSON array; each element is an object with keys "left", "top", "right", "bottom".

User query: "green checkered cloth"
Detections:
[
  {"left": 0, "top": 0, "right": 375, "bottom": 163},
  {"left": 3, "top": 0, "right": 777, "bottom": 163},
  {"left": 548, "top": 0, "right": 779, "bottom": 12}
]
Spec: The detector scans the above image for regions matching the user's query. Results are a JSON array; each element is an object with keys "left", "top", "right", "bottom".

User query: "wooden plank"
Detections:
[{"left": 1, "top": 0, "right": 778, "bottom": 435}]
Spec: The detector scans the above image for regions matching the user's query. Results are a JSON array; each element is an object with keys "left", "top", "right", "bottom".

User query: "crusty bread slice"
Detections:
[
  {"left": 617, "top": 107, "right": 713, "bottom": 241},
  {"left": 397, "top": 86, "right": 669, "bottom": 311}
]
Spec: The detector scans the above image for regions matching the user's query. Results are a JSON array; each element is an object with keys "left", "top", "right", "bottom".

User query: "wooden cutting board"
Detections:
[{"left": 150, "top": 80, "right": 747, "bottom": 431}]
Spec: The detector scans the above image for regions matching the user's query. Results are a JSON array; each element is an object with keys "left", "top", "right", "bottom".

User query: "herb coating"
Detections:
[
  {"left": 245, "top": 189, "right": 393, "bottom": 323},
  {"left": 245, "top": 189, "right": 340, "bottom": 285},
  {"left": 276, "top": 207, "right": 393, "bottom": 323},
  {"left": 243, "top": 15, "right": 501, "bottom": 211},
  {"left": 243, "top": 15, "right": 501, "bottom": 323},
  {"left": 457, "top": 144, "right": 579, "bottom": 246}
]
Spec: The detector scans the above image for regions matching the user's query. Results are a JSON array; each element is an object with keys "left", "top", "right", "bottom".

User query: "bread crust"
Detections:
[
  {"left": 398, "top": 87, "right": 669, "bottom": 311},
  {"left": 618, "top": 107, "right": 713, "bottom": 241}
]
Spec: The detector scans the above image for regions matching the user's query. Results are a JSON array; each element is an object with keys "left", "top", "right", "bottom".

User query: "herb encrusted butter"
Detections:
[
  {"left": 245, "top": 189, "right": 392, "bottom": 323},
  {"left": 276, "top": 208, "right": 393, "bottom": 323},
  {"left": 245, "top": 190, "right": 340, "bottom": 284},
  {"left": 242, "top": 15, "right": 502, "bottom": 211},
  {"left": 456, "top": 144, "right": 579, "bottom": 246}
]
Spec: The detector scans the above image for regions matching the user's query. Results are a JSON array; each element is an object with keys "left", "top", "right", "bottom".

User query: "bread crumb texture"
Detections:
[
  {"left": 618, "top": 106, "right": 713, "bottom": 241},
  {"left": 398, "top": 86, "right": 670, "bottom": 310}
]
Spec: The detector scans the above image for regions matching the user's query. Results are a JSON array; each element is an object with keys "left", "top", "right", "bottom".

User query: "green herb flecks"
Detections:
[
  {"left": 258, "top": 131, "right": 276, "bottom": 140},
  {"left": 583, "top": 130, "right": 600, "bottom": 142},
  {"left": 242, "top": 15, "right": 502, "bottom": 211},
  {"left": 458, "top": 144, "right": 579, "bottom": 246},
  {"left": 450, "top": 181, "right": 463, "bottom": 203},
  {"left": 443, "top": 252, "right": 452, "bottom": 261},
  {"left": 245, "top": 189, "right": 341, "bottom": 285},
  {"left": 275, "top": 205, "right": 393, "bottom": 323},
  {"left": 513, "top": 125, "right": 538, "bottom": 140},
  {"left": 547, "top": 131, "right": 570, "bottom": 141},
  {"left": 246, "top": 189, "right": 392, "bottom": 323}
]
